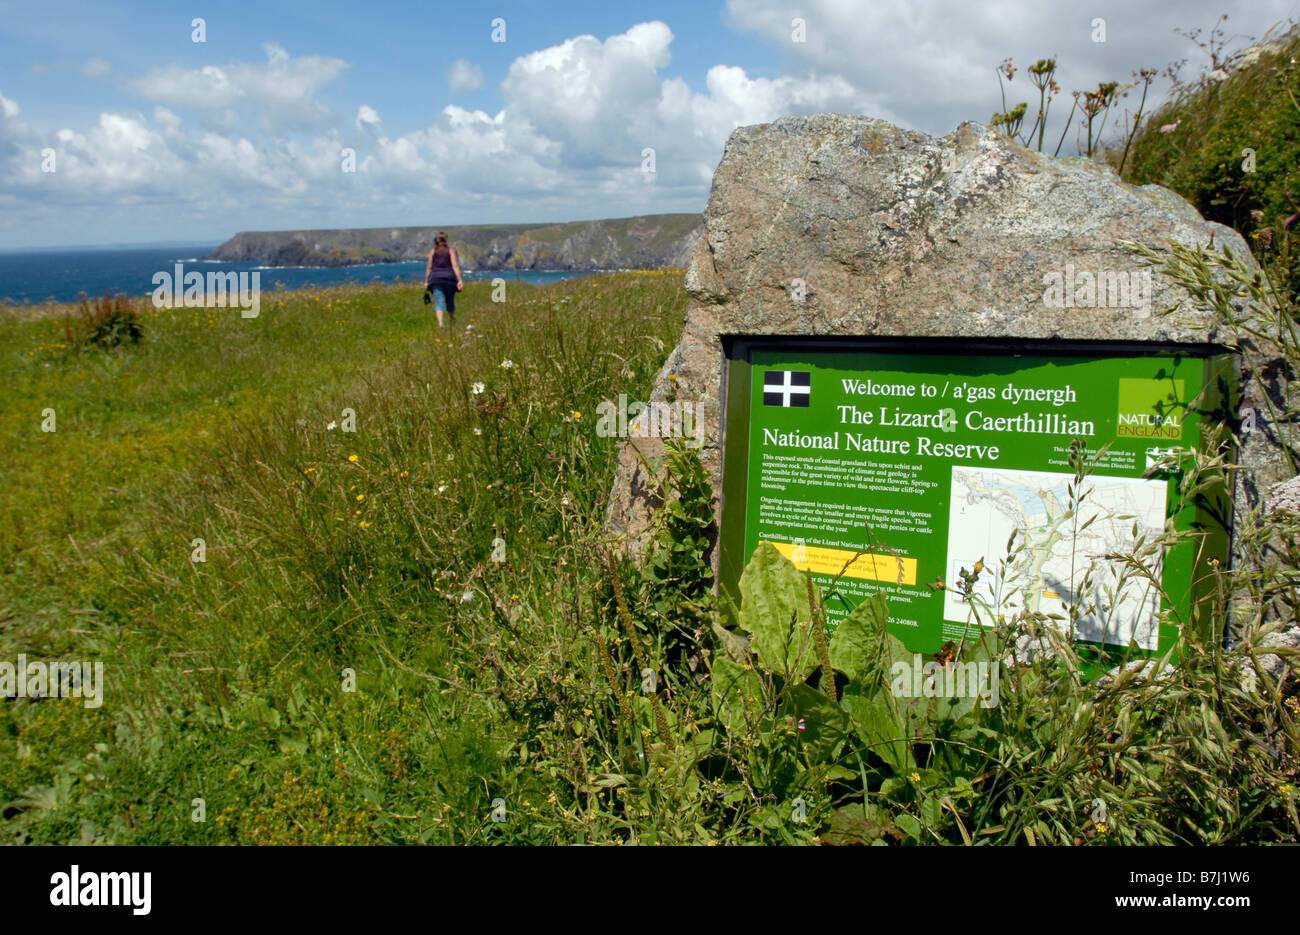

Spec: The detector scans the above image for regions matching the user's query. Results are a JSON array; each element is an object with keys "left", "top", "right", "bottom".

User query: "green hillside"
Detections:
[{"left": 1123, "top": 25, "right": 1300, "bottom": 298}]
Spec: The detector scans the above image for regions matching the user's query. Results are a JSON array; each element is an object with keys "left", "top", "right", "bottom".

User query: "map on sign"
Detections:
[{"left": 943, "top": 466, "right": 1168, "bottom": 649}]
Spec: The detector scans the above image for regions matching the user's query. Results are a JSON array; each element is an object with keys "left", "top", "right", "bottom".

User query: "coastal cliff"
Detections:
[{"left": 205, "top": 213, "right": 703, "bottom": 270}]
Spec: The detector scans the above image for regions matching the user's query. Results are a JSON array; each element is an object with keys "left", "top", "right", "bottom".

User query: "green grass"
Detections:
[
  {"left": 1121, "top": 27, "right": 1300, "bottom": 300},
  {"left": 1, "top": 263, "right": 1296, "bottom": 846},
  {"left": 0, "top": 271, "right": 690, "bottom": 843}
]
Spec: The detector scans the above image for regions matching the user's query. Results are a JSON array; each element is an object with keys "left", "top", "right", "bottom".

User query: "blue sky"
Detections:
[{"left": 1, "top": 0, "right": 1296, "bottom": 247}]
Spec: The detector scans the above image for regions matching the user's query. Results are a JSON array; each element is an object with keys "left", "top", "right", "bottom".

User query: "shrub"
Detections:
[
  {"left": 1122, "top": 24, "right": 1300, "bottom": 301},
  {"left": 66, "top": 292, "right": 143, "bottom": 348}
]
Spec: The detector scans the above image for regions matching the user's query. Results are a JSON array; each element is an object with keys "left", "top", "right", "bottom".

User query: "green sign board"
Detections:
[{"left": 719, "top": 339, "right": 1235, "bottom": 662}]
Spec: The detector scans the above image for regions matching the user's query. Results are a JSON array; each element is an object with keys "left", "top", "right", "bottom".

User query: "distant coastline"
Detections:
[{"left": 205, "top": 213, "right": 703, "bottom": 270}]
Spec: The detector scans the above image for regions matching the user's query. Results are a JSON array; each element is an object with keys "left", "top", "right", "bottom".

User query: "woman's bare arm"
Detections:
[{"left": 425, "top": 249, "right": 435, "bottom": 283}]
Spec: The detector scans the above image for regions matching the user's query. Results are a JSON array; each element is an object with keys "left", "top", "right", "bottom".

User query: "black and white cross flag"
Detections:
[{"left": 763, "top": 370, "right": 811, "bottom": 407}]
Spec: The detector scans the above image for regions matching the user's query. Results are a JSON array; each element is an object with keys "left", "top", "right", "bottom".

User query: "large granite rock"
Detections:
[{"left": 603, "top": 114, "right": 1294, "bottom": 575}]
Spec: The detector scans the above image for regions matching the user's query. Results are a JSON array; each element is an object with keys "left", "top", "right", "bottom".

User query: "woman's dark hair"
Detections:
[{"left": 433, "top": 231, "right": 449, "bottom": 255}]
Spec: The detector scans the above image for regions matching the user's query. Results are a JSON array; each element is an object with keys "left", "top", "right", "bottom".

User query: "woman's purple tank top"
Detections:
[{"left": 429, "top": 248, "right": 456, "bottom": 283}]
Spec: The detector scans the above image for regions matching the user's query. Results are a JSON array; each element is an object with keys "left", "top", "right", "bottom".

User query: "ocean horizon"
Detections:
[{"left": 0, "top": 245, "right": 599, "bottom": 305}]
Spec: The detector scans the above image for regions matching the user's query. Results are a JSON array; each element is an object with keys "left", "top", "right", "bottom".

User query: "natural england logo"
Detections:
[
  {"left": 1116, "top": 377, "right": 1186, "bottom": 440},
  {"left": 0, "top": 654, "right": 103, "bottom": 708},
  {"left": 152, "top": 262, "right": 260, "bottom": 318},
  {"left": 891, "top": 653, "right": 1000, "bottom": 708},
  {"left": 1042, "top": 265, "right": 1152, "bottom": 313}
]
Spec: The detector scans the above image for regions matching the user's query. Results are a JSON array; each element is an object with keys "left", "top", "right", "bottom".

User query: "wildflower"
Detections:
[
  {"left": 356, "top": 493, "right": 364, "bottom": 501},
  {"left": 460, "top": 590, "right": 473, "bottom": 603},
  {"left": 399, "top": 470, "right": 408, "bottom": 477},
  {"left": 445, "top": 453, "right": 454, "bottom": 461},
  {"left": 348, "top": 454, "right": 358, "bottom": 463},
  {"left": 353, "top": 510, "right": 361, "bottom": 517},
  {"left": 303, "top": 467, "right": 315, "bottom": 475},
  {"left": 327, "top": 421, "right": 337, "bottom": 430},
  {"left": 560, "top": 495, "right": 570, "bottom": 506},
  {"left": 500, "top": 359, "right": 514, "bottom": 370},
  {"left": 359, "top": 520, "right": 371, "bottom": 529},
  {"left": 571, "top": 410, "right": 581, "bottom": 421},
  {"left": 909, "top": 772, "right": 921, "bottom": 783},
  {"left": 473, "top": 427, "right": 482, "bottom": 435},
  {"left": 437, "top": 484, "right": 448, "bottom": 493},
  {"left": 471, "top": 382, "right": 485, "bottom": 395}
]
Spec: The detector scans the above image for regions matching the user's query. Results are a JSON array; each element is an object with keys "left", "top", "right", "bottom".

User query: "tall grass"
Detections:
[
  {"left": 3, "top": 262, "right": 1296, "bottom": 845},
  {"left": 0, "top": 272, "right": 689, "bottom": 843}
]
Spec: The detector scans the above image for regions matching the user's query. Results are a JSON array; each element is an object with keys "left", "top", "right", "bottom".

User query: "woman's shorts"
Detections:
[{"left": 431, "top": 283, "right": 456, "bottom": 313}]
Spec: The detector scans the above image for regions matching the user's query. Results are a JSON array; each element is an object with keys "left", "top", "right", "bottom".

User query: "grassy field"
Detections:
[
  {"left": 0, "top": 272, "right": 691, "bottom": 843},
  {"left": 2, "top": 267, "right": 1297, "bottom": 846}
]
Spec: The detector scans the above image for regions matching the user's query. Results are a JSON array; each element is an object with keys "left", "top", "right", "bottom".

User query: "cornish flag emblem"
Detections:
[{"left": 763, "top": 370, "right": 811, "bottom": 407}]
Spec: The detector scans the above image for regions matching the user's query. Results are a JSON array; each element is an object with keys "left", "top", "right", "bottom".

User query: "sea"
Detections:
[{"left": 0, "top": 245, "right": 594, "bottom": 306}]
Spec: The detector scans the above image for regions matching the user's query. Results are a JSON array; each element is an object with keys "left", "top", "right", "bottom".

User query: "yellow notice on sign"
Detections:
[{"left": 766, "top": 541, "right": 917, "bottom": 586}]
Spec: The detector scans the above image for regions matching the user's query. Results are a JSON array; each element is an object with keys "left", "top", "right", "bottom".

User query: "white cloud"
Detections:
[
  {"left": 0, "top": 91, "right": 18, "bottom": 119},
  {"left": 448, "top": 59, "right": 484, "bottom": 92},
  {"left": 497, "top": 19, "right": 883, "bottom": 186},
  {"left": 81, "top": 58, "right": 111, "bottom": 78},
  {"left": 128, "top": 42, "right": 349, "bottom": 129},
  {"left": 153, "top": 106, "right": 181, "bottom": 131},
  {"left": 502, "top": 22, "right": 673, "bottom": 159},
  {"left": 723, "top": 0, "right": 1300, "bottom": 138},
  {"left": 356, "top": 104, "right": 382, "bottom": 134}
]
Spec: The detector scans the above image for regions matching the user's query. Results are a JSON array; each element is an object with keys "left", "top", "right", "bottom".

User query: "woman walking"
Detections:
[{"left": 424, "top": 232, "right": 463, "bottom": 328}]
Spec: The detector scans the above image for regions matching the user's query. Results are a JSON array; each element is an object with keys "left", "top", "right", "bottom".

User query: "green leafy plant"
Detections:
[
  {"left": 1123, "top": 20, "right": 1300, "bottom": 301},
  {"left": 65, "top": 292, "right": 143, "bottom": 348}
]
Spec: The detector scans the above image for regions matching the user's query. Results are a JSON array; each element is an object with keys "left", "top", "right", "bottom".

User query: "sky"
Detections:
[{"left": 0, "top": 0, "right": 1296, "bottom": 248}]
